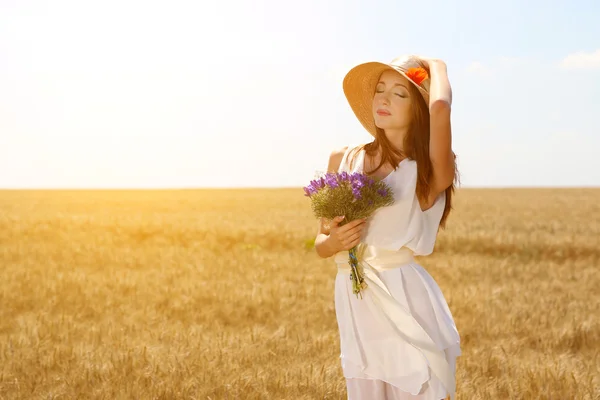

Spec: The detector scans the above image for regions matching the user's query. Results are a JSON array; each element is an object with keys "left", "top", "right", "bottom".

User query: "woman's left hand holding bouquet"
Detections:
[{"left": 315, "top": 215, "right": 367, "bottom": 258}]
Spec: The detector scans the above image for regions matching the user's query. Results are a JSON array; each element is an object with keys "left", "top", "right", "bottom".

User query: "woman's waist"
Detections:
[{"left": 334, "top": 243, "right": 416, "bottom": 271}]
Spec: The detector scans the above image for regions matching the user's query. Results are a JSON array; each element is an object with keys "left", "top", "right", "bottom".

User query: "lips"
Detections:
[{"left": 376, "top": 109, "right": 391, "bottom": 116}]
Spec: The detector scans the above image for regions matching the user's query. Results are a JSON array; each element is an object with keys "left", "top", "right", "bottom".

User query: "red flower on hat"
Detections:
[{"left": 405, "top": 67, "right": 428, "bottom": 86}]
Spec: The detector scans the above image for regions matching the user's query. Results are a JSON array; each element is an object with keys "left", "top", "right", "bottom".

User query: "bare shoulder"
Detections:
[{"left": 327, "top": 146, "right": 349, "bottom": 173}]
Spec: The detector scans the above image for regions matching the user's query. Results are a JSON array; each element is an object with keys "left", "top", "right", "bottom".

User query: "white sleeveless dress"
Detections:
[{"left": 333, "top": 145, "right": 462, "bottom": 400}]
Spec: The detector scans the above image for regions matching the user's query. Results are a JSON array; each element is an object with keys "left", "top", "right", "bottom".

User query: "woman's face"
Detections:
[{"left": 372, "top": 69, "right": 412, "bottom": 132}]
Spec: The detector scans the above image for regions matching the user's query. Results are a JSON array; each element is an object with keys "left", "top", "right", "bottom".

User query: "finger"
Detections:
[
  {"left": 349, "top": 237, "right": 362, "bottom": 249},
  {"left": 340, "top": 231, "right": 355, "bottom": 247},
  {"left": 346, "top": 221, "right": 367, "bottom": 235},
  {"left": 340, "top": 219, "right": 366, "bottom": 233},
  {"left": 345, "top": 236, "right": 362, "bottom": 250},
  {"left": 345, "top": 231, "right": 362, "bottom": 244},
  {"left": 330, "top": 215, "right": 345, "bottom": 227},
  {"left": 350, "top": 218, "right": 367, "bottom": 228},
  {"left": 350, "top": 232, "right": 362, "bottom": 242}
]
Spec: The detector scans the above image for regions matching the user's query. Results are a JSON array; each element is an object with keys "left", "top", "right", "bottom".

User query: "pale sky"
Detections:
[{"left": 1, "top": 0, "right": 599, "bottom": 189}]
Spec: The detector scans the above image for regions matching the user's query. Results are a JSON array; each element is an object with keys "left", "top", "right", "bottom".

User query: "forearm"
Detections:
[
  {"left": 314, "top": 233, "right": 339, "bottom": 258},
  {"left": 427, "top": 60, "right": 452, "bottom": 111}
]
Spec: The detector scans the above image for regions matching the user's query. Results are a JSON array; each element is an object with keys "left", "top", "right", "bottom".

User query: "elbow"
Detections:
[
  {"left": 315, "top": 248, "right": 327, "bottom": 259},
  {"left": 429, "top": 99, "right": 451, "bottom": 116},
  {"left": 314, "top": 234, "right": 334, "bottom": 259},
  {"left": 314, "top": 243, "right": 329, "bottom": 259}
]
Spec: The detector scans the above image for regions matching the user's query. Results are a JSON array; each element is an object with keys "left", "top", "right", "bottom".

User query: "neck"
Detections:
[{"left": 383, "top": 128, "right": 409, "bottom": 153}]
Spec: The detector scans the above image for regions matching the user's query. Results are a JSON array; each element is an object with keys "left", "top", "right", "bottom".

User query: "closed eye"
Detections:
[{"left": 376, "top": 88, "right": 407, "bottom": 98}]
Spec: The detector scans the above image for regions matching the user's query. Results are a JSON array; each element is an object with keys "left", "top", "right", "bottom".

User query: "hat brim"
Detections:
[{"left": 342, "top": 61, "right": 430, "bottom": 137}]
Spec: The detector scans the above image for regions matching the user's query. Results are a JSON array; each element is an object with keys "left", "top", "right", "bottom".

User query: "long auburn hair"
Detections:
[{"left": 347, "top": 75, "right": 460, "bottom": 230}]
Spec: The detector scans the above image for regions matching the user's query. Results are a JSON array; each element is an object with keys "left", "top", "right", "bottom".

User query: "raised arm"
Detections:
[{"left": 422, "top": 58, "right": 455, "bottom": 196}]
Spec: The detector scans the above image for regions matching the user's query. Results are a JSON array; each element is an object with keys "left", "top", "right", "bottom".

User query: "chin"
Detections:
[
  {"left": 374, "top": 119, "right": 396, "bottom": 130},
  {"left": 374, "top": 116, "right": 407, "bottom": 131}
]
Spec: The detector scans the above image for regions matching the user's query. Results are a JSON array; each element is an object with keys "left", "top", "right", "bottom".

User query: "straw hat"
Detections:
[{"left": 342, "top": 55, "right": 431, "bottom": 137}]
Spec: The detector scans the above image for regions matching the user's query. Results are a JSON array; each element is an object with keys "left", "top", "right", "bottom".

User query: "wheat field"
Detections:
[{"left": 0, "top": 188, "right": 599, "bottom": 399}]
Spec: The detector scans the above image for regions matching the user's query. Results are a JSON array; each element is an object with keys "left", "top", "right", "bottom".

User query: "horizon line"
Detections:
[{"left": 1, "top": 186, "right": 599, "bottom": 191}]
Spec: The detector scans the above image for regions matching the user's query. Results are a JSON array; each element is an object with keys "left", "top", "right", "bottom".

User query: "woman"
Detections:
[{"left": 314, "top": 55, "right": 461, "bottom": 400}]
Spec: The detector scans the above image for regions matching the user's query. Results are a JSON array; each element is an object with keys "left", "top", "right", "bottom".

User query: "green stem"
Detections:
[{"left": 348, "top": 246, "right": 365, "bottom": 299}]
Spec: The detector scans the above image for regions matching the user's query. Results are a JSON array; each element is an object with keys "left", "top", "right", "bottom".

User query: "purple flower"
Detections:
[
  {"left": 358, "top": 173, "right": 372, "bottom": 186},
  {"left": 352, "top": 179, "right": 364, "bottom": 189},
  {"left": 303, "top": 184, "right": 318, "bottom": 197},
  {"left": 350, "top": 172, "right": 362, "bottom": 181},
  {"left": 325, "top": 174, "right": 339, "bottom": 188},
  {"left": 377, "top": 188, "right": 388, "bottom": 197},
  {"left": 339, "top": 171, "right": 349, "bottom": 181},
  {"left": 310, "top": 178, "right": 324, "bottom": 190},
  {"left": 352, "top": 187, "right": 362, "bottom": 199}
]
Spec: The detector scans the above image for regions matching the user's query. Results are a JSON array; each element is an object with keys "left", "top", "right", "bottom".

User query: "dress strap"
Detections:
[{"left": 339, "top": 145, "right": 360, "bottom": 173}]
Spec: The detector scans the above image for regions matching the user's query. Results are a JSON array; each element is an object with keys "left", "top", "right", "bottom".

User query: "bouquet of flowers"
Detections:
[{"left": 304, "top": 170, "right": 394, "bottom": 299}]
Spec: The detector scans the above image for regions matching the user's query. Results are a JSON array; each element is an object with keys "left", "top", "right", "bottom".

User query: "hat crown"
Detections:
[
  {"left": 387, "top": 55, "right": 430, "bottom": 92},
  {"left": 389, "top": 55, "right": 423, "bottom": 71}
]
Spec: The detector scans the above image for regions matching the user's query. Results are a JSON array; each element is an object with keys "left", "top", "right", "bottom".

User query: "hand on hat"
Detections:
[
  {"left": 415, "top": 56, "right": 446, "bottom": 69},
  {"left": 410, "top": 56, "right": 451, "bottom": 107}
]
